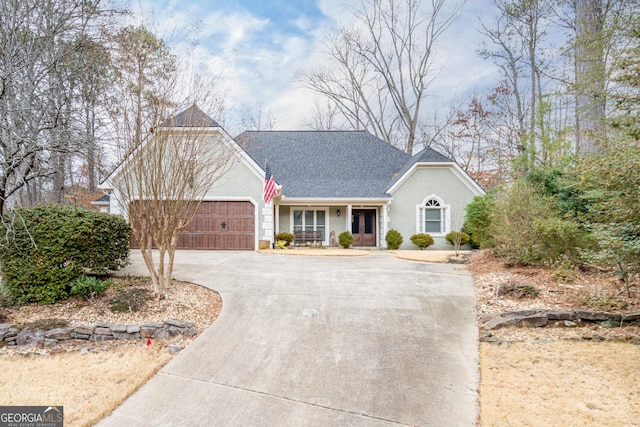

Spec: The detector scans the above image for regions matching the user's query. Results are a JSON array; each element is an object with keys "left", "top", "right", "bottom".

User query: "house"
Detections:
[
  {"left": 90, "top": 193, "right": 111, "bottom": 213},
  {"left": 101, "top": 106, "right": 484, "bottom": 250}
]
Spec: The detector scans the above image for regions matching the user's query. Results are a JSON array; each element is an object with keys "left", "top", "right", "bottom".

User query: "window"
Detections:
[
  {"left": 293, "top": 209, "right": 327, "bottom": 242},
  {"left": 417, "top": 196, "right": 449, "bottom": 235}
]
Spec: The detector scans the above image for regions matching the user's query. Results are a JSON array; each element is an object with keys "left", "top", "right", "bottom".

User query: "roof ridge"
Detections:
[{"left": 240, "top": 130, "right": 368, "bottom": 133}]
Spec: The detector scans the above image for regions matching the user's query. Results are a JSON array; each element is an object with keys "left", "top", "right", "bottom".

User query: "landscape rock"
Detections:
[
  {"left": 513, "top": 315, "right": 548, "bottom": 328},
  {"left": 2, "top": 318, "right": 199, "bottom": 348},
  {"left": 74, "top": 325, "right": 95, "bottom": 335},
  {"left": 152, "top": 328, "right": 171, "bottom": 339},
  {"left": 71, "top": 332, "right": 90, "bottom": 340},
  {"left": 45, "top": 328, "right": 72, "bottom": 340},
  {"left": 622, "top": 312, "right": 640, "bottom": 324},
  {"left": 17, "top": 330, "right": 44, "bottom": 347},
  {"left": 168, "top": 346, "right": 183, "bottom": 354},
  {"left": 44, "top": 338, "right": 58, "bottom": 347},
  {"left": 182, "top": 327, "right": 199, "bottom": 337},
  {"left": 90, "top": 334, "right": 114, "bottom": 342},
  {"left": 143, "top": 322, "right": 165, "bottom": 328},
  {"left": 140, "top": 326, "right": 158, "bottom": 338},
  {"left": 112, "top": 332, "right": 140, "bottom": 340},
  {"left": 94, "top": 327, "right": 112, "bottom": 335},
  {"left": 110, "top": 324, "right": 127, "bottom": 333},
  {"left": 543, "top": 310, "right": 577, "bottom": 321},
  {"left": 482, "top": 313, "right": 548, "bottom": 330},
  {"left": 168, "top": 326, "right": 184, "bottom": 336},
  {"left": 165, "top": 319, "right": 194, "bottom": 328},
  {"left": 573, "top": 310, "right": 610, "bottom": 321}
]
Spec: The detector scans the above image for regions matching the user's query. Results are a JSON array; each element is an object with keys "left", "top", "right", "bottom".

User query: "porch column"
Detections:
[
  {"left": 346, "top": 204, "right": 352, "bottom": 234},
  {"left": 381, "top": 202, "right": 390, "bottom": 249},
  {"left": 262, "top": 203, "right": 274, "bottom": 244}
]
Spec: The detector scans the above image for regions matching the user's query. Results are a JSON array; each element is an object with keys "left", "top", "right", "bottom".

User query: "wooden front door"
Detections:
[{"left": 352, "top": 209, "right": 376, "bottom": 246}]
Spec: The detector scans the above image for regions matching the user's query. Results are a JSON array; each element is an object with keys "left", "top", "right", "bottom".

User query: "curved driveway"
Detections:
[{"left": 99, "top": 251, "right": 478, "bottom": 426}]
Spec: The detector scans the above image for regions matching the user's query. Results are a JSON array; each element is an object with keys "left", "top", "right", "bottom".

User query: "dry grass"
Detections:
[
  {"left": 390, "top": 249, "right": 470, "bottom": 263},
  {"left": 480, "top": 340, "right": 640, "bottom": 426},
  {"left": 0, "top": 278, "right": 221, "bottom": 426},
  {"left": 0, "top": 345, "right": 172, "bottom": 426}
]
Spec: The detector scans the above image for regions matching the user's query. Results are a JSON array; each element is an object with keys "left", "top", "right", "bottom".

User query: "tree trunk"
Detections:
[{"left": 575, "top": 0, "right": 605, "bottom": 154}]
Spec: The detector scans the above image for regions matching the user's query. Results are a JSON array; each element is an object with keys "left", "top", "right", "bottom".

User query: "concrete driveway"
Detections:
[{"left": 99, "top": 251, "right": 478, "bottom": 426}]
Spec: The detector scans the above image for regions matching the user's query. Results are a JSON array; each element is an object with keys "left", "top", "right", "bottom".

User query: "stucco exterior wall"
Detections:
[{"left": 388, "top": 166, "right": 482, "bottom": 249}]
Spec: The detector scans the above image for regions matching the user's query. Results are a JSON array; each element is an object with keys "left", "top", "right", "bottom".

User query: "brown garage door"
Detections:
[
  {"left": 179, "top": 201, "right": 255, "bottom": 250},
  {"left": 131, "top": 201, "right": 255, "bottom": 250}
]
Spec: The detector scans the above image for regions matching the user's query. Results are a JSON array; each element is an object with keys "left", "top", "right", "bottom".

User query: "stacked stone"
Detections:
[
  {"left": 0, "top": 319, "right": 198, "bottom": 348},
  {"left": 480, "top": 310, "right": 640, "bottom": 330}
]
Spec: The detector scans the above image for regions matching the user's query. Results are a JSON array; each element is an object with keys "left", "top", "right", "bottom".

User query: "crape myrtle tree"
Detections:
[{"left": 106, "top": 26, "right": 234, "bottom": 297}]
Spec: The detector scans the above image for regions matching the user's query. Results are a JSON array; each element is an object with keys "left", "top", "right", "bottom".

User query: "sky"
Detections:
[{"left": 124, "top": 0, "right": 502, "bottom": 133}]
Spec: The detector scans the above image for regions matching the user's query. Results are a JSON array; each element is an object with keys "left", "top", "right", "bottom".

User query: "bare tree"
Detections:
[
  {"left": 0, "top": 0, "right": 112, "bottom": 213},
  {"left": 239, "top": 102, "right": 279, "bottom": 130},
  {"left": 105, "top": 26, "right": 233, "bottom": 296},
  {"left": 303, "top": 98, "right": 344, "bottom": 130},
  {"left": 299, "top": 0, "right": 462, "bottom": 154},
  {"left": 479, "top": 0, "right": 557, "bottom": 172}
]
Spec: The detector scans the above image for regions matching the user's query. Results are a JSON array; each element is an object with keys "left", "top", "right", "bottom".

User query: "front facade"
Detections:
[{"left": 102, "top": 107, "right": 484, "bottom": 250}]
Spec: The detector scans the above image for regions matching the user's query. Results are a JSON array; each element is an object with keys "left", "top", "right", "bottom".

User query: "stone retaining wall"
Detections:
[
  {"left": 0, "top": 319, "right": 198, "bottom": 348},
  {"left": 480, "top": 309, "right": 640, "bottom": 330}
]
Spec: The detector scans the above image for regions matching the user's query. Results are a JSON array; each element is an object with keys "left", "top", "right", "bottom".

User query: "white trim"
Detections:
[
  {"left": 290, "top": 207, "right": 330, "bottom": 246},
  {"left": 416, "top": 194, "right": 450, "bottom": 236},
  {"left": 386, "top": 162, "right": 485, "bottom": 196}
]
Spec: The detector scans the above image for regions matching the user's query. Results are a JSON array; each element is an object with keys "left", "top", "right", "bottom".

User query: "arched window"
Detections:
[{"left": 417, "top": 195, "right": 449, "bottom": 235}]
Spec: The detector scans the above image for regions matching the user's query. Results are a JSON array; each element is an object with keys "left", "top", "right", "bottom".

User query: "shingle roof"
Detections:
[
  {"left": 239, "top": 131, "right": 453, "bottom": 198},
  {"left": 91, "top": 194, "right": 110, "bottom": 204},
  {"left": 161, "top": 104, "right": 220, "bottom": 128}
]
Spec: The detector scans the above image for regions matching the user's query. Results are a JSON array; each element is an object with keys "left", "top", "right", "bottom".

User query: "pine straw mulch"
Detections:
[
  {"left": 0, "top": 277, "right": 222, "bottom": 355},
  {"left": 469, "top": 250, "right": 640, "bottom": 343}
]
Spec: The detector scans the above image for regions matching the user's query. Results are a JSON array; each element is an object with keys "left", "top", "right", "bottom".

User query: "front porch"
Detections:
[{"left": 274, "top": 202, "right": 390, "bottom": 248}]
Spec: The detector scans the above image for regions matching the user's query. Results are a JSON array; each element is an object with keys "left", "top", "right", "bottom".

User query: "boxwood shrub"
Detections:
[
  {"left": 410, "top": 233, "right": 434, "bottom": 250},
  {"left": 385, "top": 229, "right": 403, "bottom": 250},
  {"left": 0, "top": 205, "right": 130, "bottom": 304},
  {"left": 275, "top": 232, "right": 295, "bottom": 246},
  {"left": 338, "top": 231, "right": 354, "bottom": 248}
]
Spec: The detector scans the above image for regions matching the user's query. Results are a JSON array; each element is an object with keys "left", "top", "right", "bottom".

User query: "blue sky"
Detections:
[{"left": 126, "top": 0, "right": 501, "bottom": 132}]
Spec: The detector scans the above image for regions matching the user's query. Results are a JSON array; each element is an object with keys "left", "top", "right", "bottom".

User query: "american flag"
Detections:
[{"left": 263, "top": 160, "right": 277, "bottom": 204}]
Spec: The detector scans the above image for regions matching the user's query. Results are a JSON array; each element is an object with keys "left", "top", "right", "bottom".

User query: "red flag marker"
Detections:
[{"left": 147, "top": 338, "right": 152, "bottom": 347}]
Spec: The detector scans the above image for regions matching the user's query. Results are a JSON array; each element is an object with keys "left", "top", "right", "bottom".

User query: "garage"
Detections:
[{"left": 131, "top": 201, "right": 255, "bottom": 250}]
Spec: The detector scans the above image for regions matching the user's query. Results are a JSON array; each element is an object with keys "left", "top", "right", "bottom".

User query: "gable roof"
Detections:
[
  {"left": 238, "top": 130, "right": 412, "bottom": 198},
  {"left": 392, "top": 146, "right": 455, "bottom": 182},
  {"left": 387, "top": 146, "right": 484, "bottom": 196},
  {"left": 101, "top": 105, "right": 245, "bottom": 188},
  {"left": 160, "top": 104, "right": 220, "bottom": 128}
]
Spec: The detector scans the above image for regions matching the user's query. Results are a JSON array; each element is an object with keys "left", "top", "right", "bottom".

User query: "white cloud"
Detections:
[{"left": 117, "top": 0, "right": 503, "bottom": 131}]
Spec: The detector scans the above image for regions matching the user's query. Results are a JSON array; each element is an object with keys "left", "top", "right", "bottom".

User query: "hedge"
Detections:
[{"left": 0, "top": 205, "right": 130, "bottom": 304}]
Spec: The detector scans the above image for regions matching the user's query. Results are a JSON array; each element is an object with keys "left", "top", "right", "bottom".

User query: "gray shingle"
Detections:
[
  {"left": 239, "top": 130, "right": 437, "bottom": 198},
  {"left": 161, "top": 104, "right": 219, "bottom": 128}
]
